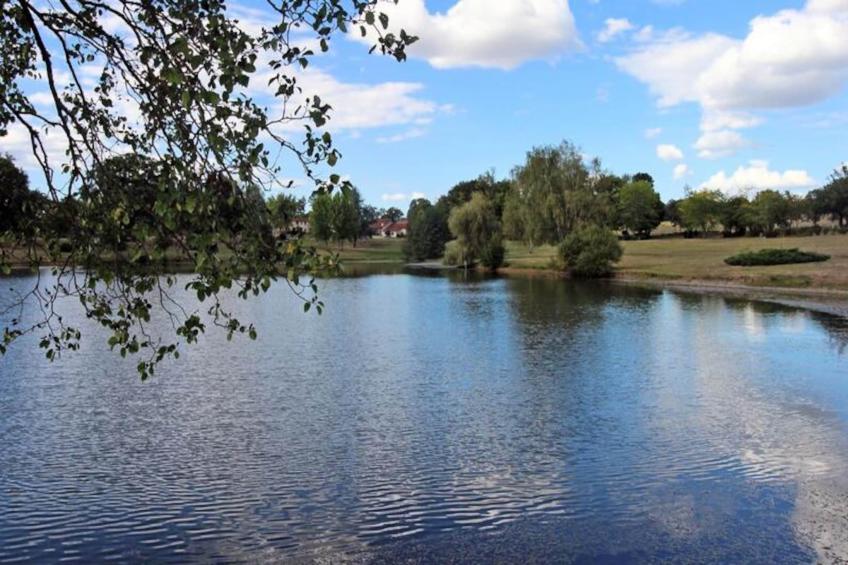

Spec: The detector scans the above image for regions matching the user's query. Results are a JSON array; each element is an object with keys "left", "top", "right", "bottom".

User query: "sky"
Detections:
[{"left": 7, "top": 0, "right": 848, "bottom": 206}]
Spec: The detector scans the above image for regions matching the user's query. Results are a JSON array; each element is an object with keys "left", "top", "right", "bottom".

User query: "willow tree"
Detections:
[
  {"left": 506, "top": 141, "right": 613, "bottom": 248},
  {"left": 0, "top": 1, "right": 416, "bottom": 378}
]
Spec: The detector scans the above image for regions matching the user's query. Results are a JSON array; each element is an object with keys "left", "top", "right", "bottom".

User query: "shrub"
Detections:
[
  {"left": 443, "top": 240, "right": 465, "bottom": 267},
  {"left": 724, "top": 248, "right": 830, "bottom": 267},
  {"left": 479, "top": 239, "right": 505, "bottom": 270},
  {"left": 558, "top": 225, "right": 623, "bottom": 278}
]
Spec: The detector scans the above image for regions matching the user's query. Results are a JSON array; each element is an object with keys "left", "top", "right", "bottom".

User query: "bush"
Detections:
[
  {"left": 443, "top": 240, "right": 465, "bottom": 267},
  {"left": 724, "top": 248, "right": 830, "bottom": 266},
  {"left": 479, "top": 239, "right": 505, "bottom": 270},
  {"left": 558, "top": 225, "right": 623, "bottom": 278}
]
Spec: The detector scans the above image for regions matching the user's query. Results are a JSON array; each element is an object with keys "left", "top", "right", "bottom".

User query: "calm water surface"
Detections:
[{"left": 2, "top": 270, "right": 848, "bottom": 563}]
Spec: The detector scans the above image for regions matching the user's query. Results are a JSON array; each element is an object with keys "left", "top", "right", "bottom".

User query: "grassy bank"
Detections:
[
  {"left": 504, "top": 234, "right": 848, "bottom": 291},
  {"left": 7, "top": 234, "right": 846, "bottom": 293},
  {"left": 313, "top": 237, "right": 406, "bottom": 263}
]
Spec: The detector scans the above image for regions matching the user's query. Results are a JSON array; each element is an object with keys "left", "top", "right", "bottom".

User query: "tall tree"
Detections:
[
  {"left": 404, "top": 199, "right": 448, "bottom": 262},
  {"left": 447, "top": 193, "right": 503, "bottom": 270},
  {"left": 309, "top": 192, "right": 335, "bottom": 245},
  {"left": 359, "top": 204, "right": 381, "bottom": 238},
  {"left": 717, "top": 195, "right": 752, "bottom": 237},
  {"left": 617, "top": 180, "right": 663, "bottom": 239},
  {"left": 679, "top": 190, "right": 723, "bottom": 235},
  {"left": 0, "top": 1, "right": 417, "bottom": 377},
  {"left": 436, "top": 172, "right": 512, "bottom": 220},
  {"left": 331, "top": 188, "right": 362, "bottom": 248},
  {"left": 0, "top": 154, "right": 40, "bottom": 237},
  {"left": 507, "top": 141, "right": 612, "bottom": 247},
  {"left": 267, "top": 194, "right": 307, "bottom": 231},
  {"left": 383, "top": 207, "right": 404, "bottom": 223},
  {"left": 821, "top": 165, "right": 848, "bottom": 227},
  {"left": 750, "top": 190, "right": 792, "bottom": 235}
]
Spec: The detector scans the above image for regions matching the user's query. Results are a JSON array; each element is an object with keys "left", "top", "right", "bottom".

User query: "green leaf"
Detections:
[{"left": 163, "top": 68, "right": 183, "bottom": 85}]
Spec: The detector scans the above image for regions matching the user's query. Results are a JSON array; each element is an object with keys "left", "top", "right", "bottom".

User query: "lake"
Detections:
[{"left": 1, "top": 270, "right": 848, "bottom": 563}]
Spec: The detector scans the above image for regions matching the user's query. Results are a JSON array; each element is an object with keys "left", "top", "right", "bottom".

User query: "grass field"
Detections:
[
  {"left": 313, "top": 237, "right": 406, "bottom": 263},
  {"left": 504, "top": 234, "right": 848, "bottom": 290}
]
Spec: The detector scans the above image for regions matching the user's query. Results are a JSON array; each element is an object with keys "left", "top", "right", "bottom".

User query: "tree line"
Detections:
[
  {"left": 5, "top": 146, "right": 847, "bottom": 280},
  {"left": 667, "top": 169, "right": 848, "bottom": 238},
  {"left": 401, "top": 142, "right": 847, "bottom": 275}
]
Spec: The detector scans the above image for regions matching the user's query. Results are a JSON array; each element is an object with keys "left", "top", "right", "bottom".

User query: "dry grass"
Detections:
[{"left": 505, "top": 234, "right": 848, "bottom": 290}]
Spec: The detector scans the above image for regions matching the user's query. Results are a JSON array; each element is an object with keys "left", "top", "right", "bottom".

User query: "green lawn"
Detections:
[
  {"left": 312, "top": 237, "right": 406, "bottom": 263},
  {"left": 504, "top": 234, "right": 848, "bottom": 290}
]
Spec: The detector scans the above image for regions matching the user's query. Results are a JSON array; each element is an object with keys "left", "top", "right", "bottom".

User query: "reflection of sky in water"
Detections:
[{"left": 1, "top": 272, "right": 847, "bottom": 562}]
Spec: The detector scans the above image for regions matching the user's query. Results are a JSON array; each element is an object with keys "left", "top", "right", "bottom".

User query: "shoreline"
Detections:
[
  {"left": 6, "top": 258, "right": 848, "bottom": 319},
  {"left": 496, "top": 266, "right": 848, "bottom": 318}
]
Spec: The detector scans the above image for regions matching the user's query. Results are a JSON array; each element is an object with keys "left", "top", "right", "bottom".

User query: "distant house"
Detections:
[
  {"left": 369, "top": 219, "right": 393, "bottom": 237},
  {"left": 289, "top": 216, "right": 310, "bottom": 234},
  {"left": 384, "top": 220, "right": 409, "bottom": 238}
]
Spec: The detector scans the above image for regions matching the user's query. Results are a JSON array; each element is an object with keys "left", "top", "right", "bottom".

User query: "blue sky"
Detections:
[
  {"left": 7, "top": 0, "right": 848, "bottom": 206},
  {"left": 275, "top": 0, "right": 847, "bottom": 206}
]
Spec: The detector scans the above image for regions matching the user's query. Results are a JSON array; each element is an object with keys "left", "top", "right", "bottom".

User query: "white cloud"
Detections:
[
  {"left": 657, "top": 143, "right": 684, "bottom": 161},
  {"left": 353, "top": 0, "right": 580, "bottom": 70},
  {"left": 615, "top": 0, "right": 848, "bottom": 157},
  {"left": 263, "top": 66, "right": 450, "bottom": 132},
  {"left": 700, "top": 110, "right": 763, "bottom": 132},
  {"left": 382, "top": 192, "right": 427, "bottom": 203},
  {"left": 700, "top": 160, "right": 816, "bottom": 194},
  {"left": 674, "top": 163, "right": 691, "bottom": 179},
  {"left": 597, "top": 18, "right": 634, "bottom": 43},
  {"left": 376, "top": 128, "right": 428, "bottom": 144},
  {"left": 645, "top": 127, "right": 663, "bottom": 139},
  {"left": 694, "top": 130, "right": 750, "bottom": 159}
]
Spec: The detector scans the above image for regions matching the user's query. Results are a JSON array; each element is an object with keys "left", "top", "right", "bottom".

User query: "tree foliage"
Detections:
[
  {"left": 309, "top": 187, "right": 362, "bottom": 247},
  {"left": 0, "top": 154, "right": 43, "bottom": 237},
  {"left": 813, "top": 165, "right": 848, "bottom": 227},
  {"left": 436, "top": 172, "right": 511, "bottom": 220},
  {"left": 617, "top": 180, "right": 663, "bottom": 239},
  {"left": 0, "top": 0, "right": 417, "bottom": 378},
  {"left": 403, "top": 199, "right": 449, "bottom": 262},
  {"left": 558, "top": 225, "right": 622, "bottom": 278},
  {"left": 678, "top": 190, "right": 723, "bottom": 235},
  {"left": 749, "top": 190, "right": 793, "bottom": 235},
  {"left": 267, "top": 193, "right": 306, "bottom": 231},
  {"left": 446, "top": 193, "right": 503, "bottom": 270},
  {"left": 505, "top": 141, "right": 613, "bottom": 247},
  {"left": 383, "top": 207, "right": 403, "bottom": 223}
]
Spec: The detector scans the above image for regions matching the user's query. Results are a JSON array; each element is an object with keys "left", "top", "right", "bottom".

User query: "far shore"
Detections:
[{"left": 6, "top": 233, "right": 848, "bottom": 317}]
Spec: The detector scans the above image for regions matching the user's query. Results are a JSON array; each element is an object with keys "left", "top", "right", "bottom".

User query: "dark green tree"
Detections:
[
  {"left": 821, "top": 165, "right": 848, "bottom": 227},
  {"left": 310, "top": 192, "right": 335, "bottom": 244},
  {"left": 617, "top": 180, "right": 663, "bottom": 239},
  {"left": 436, "top": 172, "right": 512, "bottom": 220},
  {"left": 664, "top": 199, "right": 682, "bottom": 227},
  {"left": 632, "top": 172, "right": 655, "bottom": 187},
  {"left": 332, "top": 188, "right": 362, "bottom": 248},
  {"left": 404, "top": 199, "right": 449, "bottom": 262},
  {"left": 359, "top": 204, "right": 381, "bottom": 238},
  {"left": 750, "top": 190, "right": 792, "bottom": 235},
  {"left": 383, "top": 207, "right": 404, "bottom": 222},
  {"left": 718, "top": 195, "right": 752, "bottom": 237},
  {"left": 0, "top": 154, "right": 41, "bottom": 237},
  {"left": 267, "top": 194, "right": 307, "bottom": 231}
]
